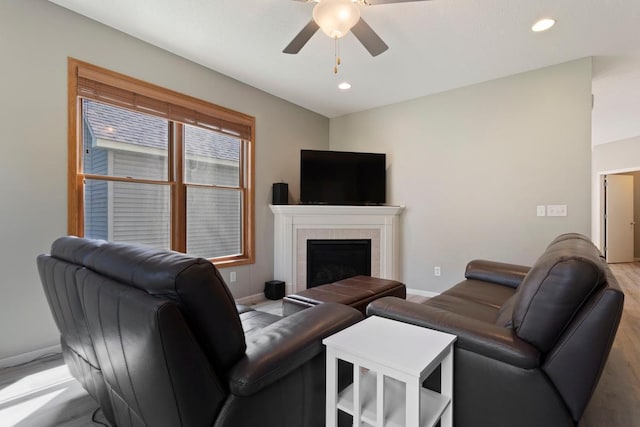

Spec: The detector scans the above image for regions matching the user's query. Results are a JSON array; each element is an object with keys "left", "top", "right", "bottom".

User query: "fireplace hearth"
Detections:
[
  {"left": 307, "top": 239, "right": 371, "bottom": 288},
  {"left": 270, "top": 204, "right": 404, "bottom": 295}
]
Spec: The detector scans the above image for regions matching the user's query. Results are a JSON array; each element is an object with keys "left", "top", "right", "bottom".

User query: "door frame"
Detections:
[{"left": 595, "top": 167, "right": 640, "bottom": 258}]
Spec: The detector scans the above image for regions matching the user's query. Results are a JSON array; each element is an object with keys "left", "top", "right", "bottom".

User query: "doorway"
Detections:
[{"left": 602, "top": 172, "right": 640, "bottom": 262}]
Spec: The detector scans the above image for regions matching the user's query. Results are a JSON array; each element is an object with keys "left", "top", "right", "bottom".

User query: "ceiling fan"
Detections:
[{"left": 283, "top": 0, "right": 431, "bottom": 58}]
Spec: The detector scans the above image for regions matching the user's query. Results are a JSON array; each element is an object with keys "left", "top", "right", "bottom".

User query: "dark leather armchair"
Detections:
[
  {"left": 38, "top": 237, "right": 363, "bottom": 427},
  {"left": 368, "top": 233, "right": 624, "bottom": 427}
]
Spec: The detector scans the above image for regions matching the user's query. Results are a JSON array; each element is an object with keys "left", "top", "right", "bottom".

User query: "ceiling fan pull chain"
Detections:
[{"left": 334, "top": 37, "right": 339, "bottom": 74}]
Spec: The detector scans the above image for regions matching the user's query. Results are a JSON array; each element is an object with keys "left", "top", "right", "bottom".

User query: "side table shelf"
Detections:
[
  {"left": 337, "top": 370, "right": 451, "bottom": 427},
  {"left": 323, "top": 316, "right": 457, "bottom": 427}
]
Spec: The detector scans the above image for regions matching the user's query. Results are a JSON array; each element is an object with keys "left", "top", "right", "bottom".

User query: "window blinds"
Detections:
[{"left": 76, "top": 68, "right": 252, "bottom": 141}]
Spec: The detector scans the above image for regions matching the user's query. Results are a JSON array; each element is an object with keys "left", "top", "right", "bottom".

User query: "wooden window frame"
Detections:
[{"left": 68, "top": 58, "right": 255, "bottom": 267}]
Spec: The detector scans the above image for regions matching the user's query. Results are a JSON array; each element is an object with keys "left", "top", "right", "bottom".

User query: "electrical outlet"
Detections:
[
  {"left": 434, "top": 266, "right": 441, "bottom": 277},
  {"left": 230, "top": 271, "right": 237, "bottom": 283}
]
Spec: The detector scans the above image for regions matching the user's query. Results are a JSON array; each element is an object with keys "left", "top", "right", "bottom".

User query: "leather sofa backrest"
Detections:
[
  {"left": 38, "top": 237, "right": 105, "bottom": 369},
  {"left": 511, "top": 233, "right": 607, "bottom": 353},
  {"left": 81, "top": 240, "right": 247, "bottom": 374},
  {"left": 50, "top": 235, "right": 106, "bottom": 266},
  {"left": 77, "top": 268, "right": 225, "bottom": 426},
  {"left": 542, "top": 264, "right": 624, "bottom": 421},
  {"left": 37, "top": 236, "right": 115, "bottom": 423}
]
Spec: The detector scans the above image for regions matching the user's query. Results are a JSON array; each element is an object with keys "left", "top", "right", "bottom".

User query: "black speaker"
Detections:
[
  {"left": 264, "top": 280, "right": 285, "bottom": 300},
  {"left": 272, "top": 183, "right": 288, "bottom": 205}
]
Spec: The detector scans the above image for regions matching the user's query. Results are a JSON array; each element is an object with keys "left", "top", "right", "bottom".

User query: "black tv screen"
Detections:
[{"left": 300, "top": 150, "right": 386, "bottom": 205}]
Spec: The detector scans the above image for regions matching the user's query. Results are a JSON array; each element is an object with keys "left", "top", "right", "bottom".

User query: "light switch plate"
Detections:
[
  {"left": 547, "top": 204, "right": 567, "bottom": 217},
  {"left": 537, "top": 205, "right": 546, "bottom": 217}
]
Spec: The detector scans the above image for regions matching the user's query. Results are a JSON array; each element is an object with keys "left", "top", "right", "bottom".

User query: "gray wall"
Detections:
[
  {"left": 0, "top": 0, "right": 329, "bottom": 361},
  {"left": 330, "top": 59, "right": 593, "bottom": 292}
]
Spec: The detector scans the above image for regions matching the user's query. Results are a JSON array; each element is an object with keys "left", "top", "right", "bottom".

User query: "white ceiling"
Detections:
[{"left": 49, "top": 0, "right": 640, "bottom": 144}]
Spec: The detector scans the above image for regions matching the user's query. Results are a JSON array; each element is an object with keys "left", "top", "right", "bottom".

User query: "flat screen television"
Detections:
[{"left": 300, "top": 149, "right": 386, "bottom": 205}]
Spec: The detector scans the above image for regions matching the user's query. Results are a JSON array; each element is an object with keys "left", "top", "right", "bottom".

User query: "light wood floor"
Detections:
[
  {"left": 0, "top": 354, "right": 109, "bottom": 426},
  {"left": 0, "top": 269, "right": 637, "bottom": 426}
]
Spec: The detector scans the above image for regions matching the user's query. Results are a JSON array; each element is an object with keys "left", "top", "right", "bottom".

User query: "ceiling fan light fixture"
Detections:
[{"left": 313, "top": 0, "right": 361, "bottom": 39}]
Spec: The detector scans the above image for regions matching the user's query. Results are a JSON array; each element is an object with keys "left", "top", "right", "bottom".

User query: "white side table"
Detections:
[{"left": 323, "top": 316, "right": 456, "bottom": 427}]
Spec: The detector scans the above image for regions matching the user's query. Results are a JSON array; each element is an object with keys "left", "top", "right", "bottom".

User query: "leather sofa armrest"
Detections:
[
  {"left": 465, "top": 259, "right": 530, "bottom": 288},
  {"left": 228, "top": 302, "right": 363, "bottom": 396},
  {"left": 367, "top": 297, "right": 539, "bottom": 369}
]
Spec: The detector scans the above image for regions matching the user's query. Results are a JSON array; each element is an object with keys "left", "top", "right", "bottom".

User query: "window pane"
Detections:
[
  {"left": 82, "top": 99, "right": 169, "bottom": 181},
  {"left": 184, "top": 124, "right": 240, "bottom": 187},
  {"left": 187, "top": 187, "right": 242, "bottom": 258},
  {"left": 84, "top": 179, "right": 171, "bottom": 250}
]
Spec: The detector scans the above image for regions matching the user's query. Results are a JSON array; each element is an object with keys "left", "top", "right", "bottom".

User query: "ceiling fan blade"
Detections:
[
  {"left": 351, "top": 18, "right": 389, "bottom": 57},
  {"left": 283, "top": 20, "right": 320, "bottom": 54},
  {"left": 365, "top": 0, "right": 431, "bottom": 4}
]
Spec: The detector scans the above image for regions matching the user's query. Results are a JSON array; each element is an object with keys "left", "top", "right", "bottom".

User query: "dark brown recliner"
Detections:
[
  {"left": 37, "top": 237, "right": 116, "bottom": 424},
  {"left": 368, "top": 233, "right": 624, "bottom": 427},
  {"left": 38, "top": 236, "right": 363, "bottom": 427}
]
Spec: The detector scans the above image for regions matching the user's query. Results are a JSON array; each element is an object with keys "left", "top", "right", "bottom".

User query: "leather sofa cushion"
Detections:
[
  {"left": 239, "top": 309, "right": 282, "bottom": 335},
  {"left": 425, "top": 279, "right": 514, "bottom": 323},
  {"left": 464, "top": 260, "right": 530, "bottom": 288},
  {"left": 83, "top": 240, "right": 246, "bottom": 373},
  {"left": 444, "top": 279, "right": 515, "bottom": 310},
  {"left": 511, "top": 234, "right": 606, "bottom": 353},
  {"left": 495, "top": 295, "right": 516, "bottom": 327}
]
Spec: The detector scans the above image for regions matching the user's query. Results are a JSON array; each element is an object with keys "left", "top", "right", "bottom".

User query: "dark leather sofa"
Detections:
[
  {"left": 368, "top": 233, "right": 624, "bottom": 427},
  {"left": 37, "top": 236, "right": 363, "bottom": 427}
]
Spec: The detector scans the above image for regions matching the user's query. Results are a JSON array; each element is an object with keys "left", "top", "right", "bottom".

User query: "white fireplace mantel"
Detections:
[{"left": 270, "top": 205, "right": 404, "bottom": 295}]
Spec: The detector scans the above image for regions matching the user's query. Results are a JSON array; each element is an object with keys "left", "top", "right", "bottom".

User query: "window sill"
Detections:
[{"left": 213, "top": 256, "right": 254, "bottom": 269}]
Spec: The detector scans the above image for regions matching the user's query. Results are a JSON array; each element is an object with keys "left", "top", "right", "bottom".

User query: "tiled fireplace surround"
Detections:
[{"left": 270, "top": 205, "right": 404, "bottom": 295}]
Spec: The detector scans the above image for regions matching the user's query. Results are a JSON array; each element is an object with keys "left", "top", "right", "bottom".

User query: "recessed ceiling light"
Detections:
[
  {"left": 338, "top": 82, "right": 352, "bottom": 90},
  {"left": 532, "top": 18, "right": 556, "bottom": 32}
]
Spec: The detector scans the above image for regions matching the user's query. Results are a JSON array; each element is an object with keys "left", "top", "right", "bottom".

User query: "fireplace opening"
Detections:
[{"left": 306, "top": 239, "right": 371, "bottom": 288}]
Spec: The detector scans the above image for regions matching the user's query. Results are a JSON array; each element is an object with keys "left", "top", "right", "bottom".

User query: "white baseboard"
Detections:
[
  {"left": 406, "top": 288, "right": 440, "bottom": 298},
  {"left": 235, "top": 292, "right": 267, "bottom": 306},
  {"left": 0, "top": 344, "right": 61, "bottom": 369}
]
